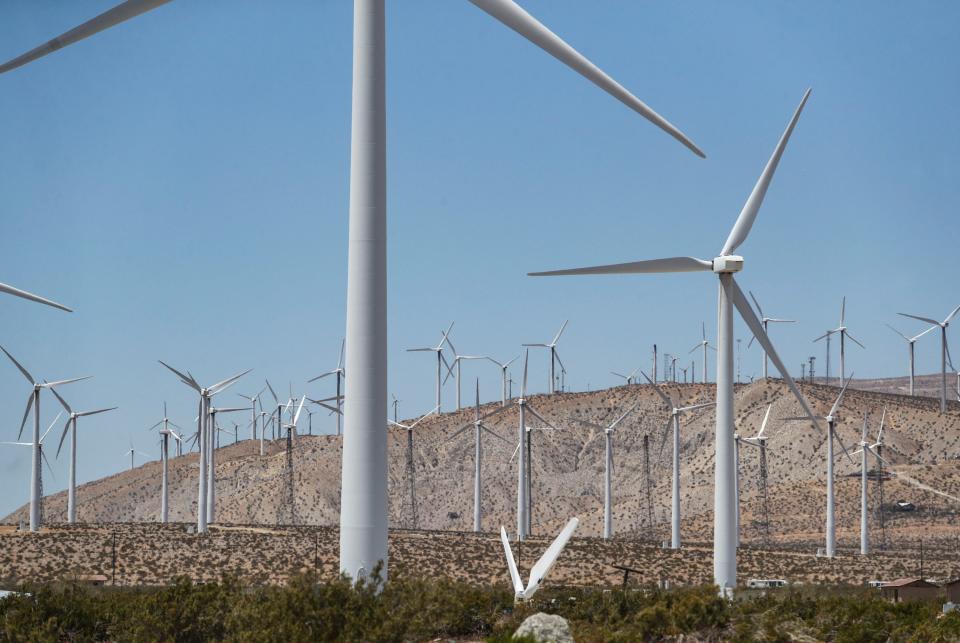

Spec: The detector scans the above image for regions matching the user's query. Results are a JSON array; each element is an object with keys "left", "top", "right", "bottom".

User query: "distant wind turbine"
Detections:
[
  {"left": 485, "top": 356, "right": 519, "bottom": 407},
  {"left": 523, "top": 320, "right": 568, "bottom": 394},
  {"left": 748, "top": 291, "right": 795, "bottom": 380},
  {"left": 308, "top": 339, "right": 345, "bottom": 435},
  {"left": 897, "top": 304, "right": 960, "bottom": 412},
  {"left": 689, "top": 322, "right": 716, "bottom": 383},
  {"left": 885, "top": 324, "right": 937, "bottom": 396},
  {"left": 407, "top": 323, "right": 455, "bottom": 414}
]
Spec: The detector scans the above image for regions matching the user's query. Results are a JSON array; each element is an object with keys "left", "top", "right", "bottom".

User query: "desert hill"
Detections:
[{"left": 4, "top": 378, "right": 959, "bottom": 552}]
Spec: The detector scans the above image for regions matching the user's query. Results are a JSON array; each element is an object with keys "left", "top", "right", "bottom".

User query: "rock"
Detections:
[{"left": 513, "top": 612, "right": 574, "bottom": 643}]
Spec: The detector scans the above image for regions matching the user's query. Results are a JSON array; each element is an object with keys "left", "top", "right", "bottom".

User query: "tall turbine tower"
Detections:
[
  {"left": 523, "top": 321, "right": 569, "bottom": 394},
  {"left": 0, "top": 0, "right": 704, "bottom": 580},
  {"left": 531, "top": 91, "right": 819, "bottom": 593},
  {"left": 885, "top": 325, "right": 936, "bottom": 396},
  {"left": 689, "top": 322, "right": 716, "bottom": 383}
]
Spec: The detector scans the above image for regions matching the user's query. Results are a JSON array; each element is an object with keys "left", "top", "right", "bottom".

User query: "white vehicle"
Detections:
[{"left": 747, "top": 579, "right": 788, "bottom": 589}]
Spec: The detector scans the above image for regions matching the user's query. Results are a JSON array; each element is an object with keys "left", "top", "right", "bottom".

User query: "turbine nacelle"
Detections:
[{"left": 712, "top": 255, "right": 744, "bottom": 274}]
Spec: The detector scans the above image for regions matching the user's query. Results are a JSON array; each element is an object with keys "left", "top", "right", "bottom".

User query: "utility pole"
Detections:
[
  {"left": 736, "top": 338, "right": 742, "bottom": 384},
  {"left": 801, "top": 363, "right": 806, "bottom": 381},
  {"left": 643, "top": 434, "right": 654, "bottom": 538},
  {"left": 652, "top": 344, "right": 658, "bottom": 383},
  {"left": 808, "top": 356, "right": 816, "bottom": 383}
]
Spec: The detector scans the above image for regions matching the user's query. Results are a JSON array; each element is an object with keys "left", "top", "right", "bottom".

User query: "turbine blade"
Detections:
[
  {"left": 530, "top": 256, "right": 712, "bottom": 277},
  {"left": 56, "top": 417, "right": 72, "bottom": 459},
  {"left": 0, "top": 345, "right": 36, "bottom": 385},
  {"left": 42, "top": 376, "right": 92, "bottom": 388},
  {"left": 677, "top": 401, "right": 716, "bottom": 413},
  {"left": 500, "top": 526, "right": 525, "bottom": 595},
  {"left": 828, "top": 375, "right": 854, "bottom": 419},
  {"left": 910, "top": 325, "right": 939, "bottom": 342},
  {"left": 748, "top": 290, "right": 764, "bottom": 318},
  {"left": 17, "top": 395, "right": 34, "bottom": 441},
  {"left": 846, "top": 332, "right": 866, "bottom": 350},
  {"left": 757, "top": 404, "right": 772, "bottom": 439},
  {"left": 0, "top": 0, "right": 172, "bottom": 75},
  {"left": 897, "top": 312, "right": 941, "bottom": 326},
  {"left": 945, "top": 304, "right": 960, "bottom": 325},
  {"left": 0, "top": 281, "right": 72, "bottom": 312},
  {"left": 338, "top": 338, "right": 346, "bottom": 369},
  {"left": 158, "top": 361, "right": 201, "bottom": 392},
  {"left": 720, "top": 88, "right": 810, "bottom": 256},
  {"left": 209, "top": 369, "right": 252, "bottom": 395},
  {"left": 481, "top": 424, "right": 511, "bottom": 444},
  {"left": 885, "top": 324, "right": 909, "bottom": 342},
  {"left": 41, "top": 411, "right": 62, "bottom": 444},
  {"left": 521, "top": 349, "right": 529, "bottom": 398},
  {"left": 552, "top": 320, "right": 569, "bottom": 345},
  {"left": 840, "top": 296, "right": 846, "bottom": 327},
  {"left": 526, "top": 517, "right": 579, "bottom": 598},
  {"left": 640, "top": 370, "right": 672, "bottom": 406},
  {"left": 609, "top": 402, "right": 641, "bottom": 430},
  {"left": 730, "top": 277, "right": 821, "bottom": 433},
  {"left": 467, "top": 0, "right": 704, "bottom": 157},
  {"left": 876, "top": 407, "right": 886, "bottom": 444},
  {"left": 49, "top": 386, "right": 72, "bottom": 414},
  {"left": 526, "top": 406, "right": 557, "bottom": 431}
]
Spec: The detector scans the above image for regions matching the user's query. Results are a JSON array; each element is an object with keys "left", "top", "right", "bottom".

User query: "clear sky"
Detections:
[{"left": 0, "top": 1, "right": 957, "bottom": 517}]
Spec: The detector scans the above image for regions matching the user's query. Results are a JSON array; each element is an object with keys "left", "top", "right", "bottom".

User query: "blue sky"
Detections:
[{"left": 0, "top": 1, "right": 957, "bottom": 516}]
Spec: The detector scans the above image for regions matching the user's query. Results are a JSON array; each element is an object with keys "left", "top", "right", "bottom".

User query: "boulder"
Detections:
[{"left": 513, "top": 612, "right": 574, "bottom": 643}]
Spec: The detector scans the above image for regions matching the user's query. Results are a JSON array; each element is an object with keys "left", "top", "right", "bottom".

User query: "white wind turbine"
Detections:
[
  {"left": 611, "top": 367, "right": 641, "bottom": 386},
  {"left": 0, "top": 0, "right": 704, "bottom": 581},
  {"left": 814, "top": 297, "right": 864, "bottom": 384},
  {"left": 782, "top": 374, "right": 855, "bottom": 558},
  {"left": 485, "top": 356, "right": 519, "bottom": 407},
  {"left": 388, "top": 404, "right": 439, "bottom": 530},
  {"left": 885, "top": 324, "right": 937, "bottom": 396},
  {"left": 1, "top": 412, "right": 61, "bottom": 526},
  {"left": 236, "top": 387, "right": 266, "bottom": 441},
  {"left": 733, "top": 405, "right": 773, "bottom": 546},
  {"left": 501, "top": 517, "right": 579, "bottom": 602},
  {"left": 153, "top": 422, "right": 183, "bottom": 523},
  {"left": 0, "top": 346, "right": 90, "bottom": 531},
  {"left": 158, "top": 361, "right": 249, "bottom": 533},
  {"left": 523, "top": 320, "right": 569, "bottom": 394},
  {"left": 641, "top": 371, "right": 714, "bottom": 549},
  {"left": 308, "top": 339, "right": 345, "bottom": 435},
  {"left": 1, "top": 281, "right": 72, "bottom": 312},
  {"left": 123, "top": 441, "right": 151, "bottom": 471},
  {"left": 851, "top": 411, "right": 888, "bottom": 556},
  {"left": 50, "top": 389, "right": 116, "bottom": 525},
  {"left": 407, "top": 323, "right": 455, "bottom": 414},
  {"left": 442, "top": 331, "right": 487, "bottom": 411},
  {"left": 574, "top": 403, "right": 641, "bottom": 539},
  {"left": 689, "top": 322, "right": 716, "bottom": 383},
  {"left": 897, "top": 304, "right": 960, "bottom": 413},
  {"left": 748, "top": 291, "right": 795, "bottom": 380},
  {"left": 445, "top": 380, "right": 511, "bottom": 532},
  {"left": 531, "top": 90, "right": 819, "bottom": 593}
]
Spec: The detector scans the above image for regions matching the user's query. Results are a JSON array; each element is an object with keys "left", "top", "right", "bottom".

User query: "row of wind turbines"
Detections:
[{"left": 2, "top": 0, "right": 956, "bottom": 597}]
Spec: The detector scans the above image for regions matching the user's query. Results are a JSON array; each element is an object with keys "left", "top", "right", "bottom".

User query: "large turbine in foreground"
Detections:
[
  {"left": 1, "top": 0, "right": 704, "bottom": 580},
  {"left": 530, "top": 90, "right": 818, "bottom": 594}
]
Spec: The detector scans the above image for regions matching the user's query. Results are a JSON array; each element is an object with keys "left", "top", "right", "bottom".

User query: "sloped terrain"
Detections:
[{"left": 4, "top": 379, "right": 959, "bottom": 554}]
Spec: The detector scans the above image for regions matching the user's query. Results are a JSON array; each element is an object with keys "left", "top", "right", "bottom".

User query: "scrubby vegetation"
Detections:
[{"left": 2, "top": 573, "right": 960, "bottom": 642}]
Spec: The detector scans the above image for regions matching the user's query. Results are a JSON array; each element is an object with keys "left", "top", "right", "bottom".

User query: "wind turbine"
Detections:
[
  {"left": 123, "top": 441, "right": 151, "bottom": 470},
  {"left": 642, "top": 371, "right": 715, "bottom": 549},
  {"left": 388, "top": 405, "right": 439, "bottom": 529},
  {"left": 1, "top": 281, "right": 72, "bottom": 312},
  {"left": 158, "top": 360, "right": 249, "bottom": 533},
  {"left": 0, "top": 346, "right": 90, "bottom": 531},
  {"left": 308, "top": 339, "right": 345, "bottom": 435},
  {"left": 407, "top": 323, "right": 455, "bottom": 413},
  {"left": 897, "top": 304, "right": 960, "bottom": 412},
  {"left": 237, "top": 387, "right": 266, "bottom": 440},
  {"left": 485, "top": 356, "right": 519, "bottom": 406},
  {"left": 815, "top": 297, "right": 864, "bottom": 384},
  {"left": 523, "top": 321, "right": 568, "bottom": 394},
  {"left": 501, "top": 517, "right": 579, "bottom": 601},
  {"left": 279, "top": 397, "right": 306, "bottom": 525},
  {"left": 748, "top": 291, "right": 795, "bottom": 380},
  {"left": 885, "top": 324, "right": 936, "bottom": 396},
  {"left": 736, "top": 404, "right": 773, "bottom": 544},
  {"left": 783, "top": 374, "right": 856, "bottom": 558},
  {"left": 530, "top": 90, "right": 819, "bottom": 593},
  {"left": 50, "top": 389, "right": 116, "bottom": 524},
  {"left": 611, "top": 367, "right": 641, "bottom": 386},
  {"left": 689, "top": 322, "right": 716, "bottom": 383},
  {"left": 1, "top": 412, "right": 61, "bottom": 528},
  {"left": 446, "top": 380, "right": 511, "bottom": 531},
  {"left": 0, "top": 0, "right": 704, "bottom": 583},
  {"left": 441, "top": 332, "right": 487, "bottom": 411},
  {"left": 154, "top": 423, "right": 183, "bottom": 523},
  {"left": 851, "top": 412, "right": 888, "bottom": 556},
  {"left": 574, "top": 403, "right": 640, "bottom": 539}
]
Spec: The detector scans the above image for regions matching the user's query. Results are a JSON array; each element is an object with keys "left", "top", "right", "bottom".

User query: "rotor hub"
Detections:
[{"left": 712, "top": 255, "right": 744, "bottom": 273}]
